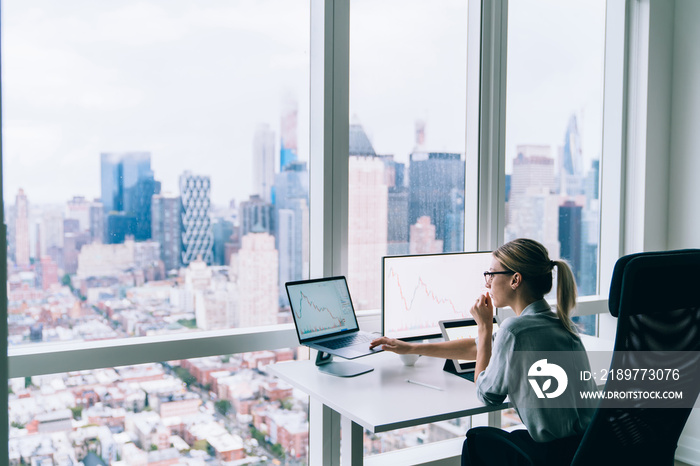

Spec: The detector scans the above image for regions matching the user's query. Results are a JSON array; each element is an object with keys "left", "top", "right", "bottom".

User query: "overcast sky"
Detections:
[{"left": 2, "top": 0, "right": 604, "bottom": 207}]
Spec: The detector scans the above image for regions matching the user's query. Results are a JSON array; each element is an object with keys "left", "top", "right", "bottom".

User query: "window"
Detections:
[
  {"left": 504, "top": 0, "right": 606, "bottom": 334},
  {"left": 9, "top": 349, "right": 309, "bottom": 464},
  {"left": 4, "top": 0, "right": 310, "bottom": 346},
  {"left": 348, "top": 0, "right": 470, "bottom": 311},
  {"left": 3, "top": 1, "right": 312, "bottom": 463}
]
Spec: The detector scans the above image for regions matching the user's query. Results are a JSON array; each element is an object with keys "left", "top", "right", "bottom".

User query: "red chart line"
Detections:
[{"left": 388, "top": 267, "right": 458, "bottom": 313}]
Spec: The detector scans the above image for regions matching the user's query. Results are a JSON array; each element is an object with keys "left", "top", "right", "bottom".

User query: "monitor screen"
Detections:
[{"left": 382, "top": 251, "right": 493, "bottom": 341}]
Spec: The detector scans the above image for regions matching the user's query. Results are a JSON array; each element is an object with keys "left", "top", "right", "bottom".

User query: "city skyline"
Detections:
[{"left": 2, "top": 0, "right": 604, "bottom": 206}]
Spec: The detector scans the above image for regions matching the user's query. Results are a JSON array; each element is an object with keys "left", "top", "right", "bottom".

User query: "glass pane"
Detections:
[
  {"left": 349, "top": 0, "right": 469, "bottom": 312},
  {"left": 3, "top": 1, "right": 310, "bottom": 346},
  {"left": 504, "top": 0, "right": 606, "bottom": 334},
  {"left": 8, "top": 349, "right": 309, "bottom": 464}
]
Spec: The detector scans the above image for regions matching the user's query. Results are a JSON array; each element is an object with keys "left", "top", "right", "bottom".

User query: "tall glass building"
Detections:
[
  {"left": 100, "top": 152, "right": 161, "bottom": 243},
  {"left": 179, "top": 171, "right": 214, "bottom": 266},
  {"left": 408, "top": 152, "right": 465, "bottom": 252}
]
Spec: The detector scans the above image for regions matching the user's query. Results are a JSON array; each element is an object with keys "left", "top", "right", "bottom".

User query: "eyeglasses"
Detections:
[{"left": 483, "top": 270, "right": 514, "bottom": 284}]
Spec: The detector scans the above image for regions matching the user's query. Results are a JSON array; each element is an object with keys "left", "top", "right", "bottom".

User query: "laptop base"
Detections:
[{"left": 315, "top": 351, "right": 373, "bottom": 377}]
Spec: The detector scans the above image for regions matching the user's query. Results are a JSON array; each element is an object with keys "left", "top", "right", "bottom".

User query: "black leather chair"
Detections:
[{"left": 571, "top": 249, "right": 700, "bottom": 465}]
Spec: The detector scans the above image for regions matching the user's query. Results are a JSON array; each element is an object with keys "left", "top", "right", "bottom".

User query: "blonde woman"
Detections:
[{"left": 370, "top": 238, "right": 596, "bottom": 465}]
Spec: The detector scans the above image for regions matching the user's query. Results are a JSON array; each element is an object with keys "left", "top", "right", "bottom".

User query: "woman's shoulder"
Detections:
[{"left": 498, "top": 311, "right": 562, "bottom": 336}]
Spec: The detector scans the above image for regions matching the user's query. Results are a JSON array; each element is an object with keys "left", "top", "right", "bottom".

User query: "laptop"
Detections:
[{"left": 286, "top": 276, "right": 383, "bottom": 359}]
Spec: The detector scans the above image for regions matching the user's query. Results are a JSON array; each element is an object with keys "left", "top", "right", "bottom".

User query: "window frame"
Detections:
[{"left": 2, "top": 0, "right": 631, "bottom": 462}]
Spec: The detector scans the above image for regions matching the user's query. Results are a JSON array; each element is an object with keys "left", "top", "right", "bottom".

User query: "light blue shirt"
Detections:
[{"left": 475, "top": 299, "right": 597, "bottom": 442}]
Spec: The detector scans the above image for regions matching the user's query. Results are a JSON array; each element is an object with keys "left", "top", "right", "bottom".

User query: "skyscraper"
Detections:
[
  {"left": 237, "top": 232, "right": 279, "bottom": 328},
  {"left": 273, "top": 161, "right": 309, "bottom": 303},
  {"left": 152, "top": 193, "right": 182, "bottom": 272},
  {"left": 560, "top": 114, "right": 585, "bottom": 196},
  {"left": 585, "top": 159, "right": 600, "bottom": 201},
  {"left": 509, "top": 146, "right": 556, "bottom": 199},
  {"left": 63, "top": 218, "right": 91, "bottom": 275},
  {"left": 444, "top": 188, "right": 465, "bottom": 252},
  {"left": 280, "top": 97, "right": 298, "bottom": 171},
  {"left": 254, "top": 124, "right": 276, "bottom": 203},
  {"left": 100, "top": 152, "right": 161, "bottom": 243},
  {"left": 180, "top": 171, "right": 214, "bottom": 266},
  {"left": 383, "top": 156, "right": 409, "bottom": 255},
  {"left": 408, "top": 152, "right": 464, "bottom": 252},
  {"left": 409, "top": 216, "right": 443, "bottom": 254},
  {"left": 14, "top": 188, "right": 31, "bottom": 267},
  {"left": 101, "top": 152, "right": 123, "bottom": 214},
  {"left": 65, "top": 196, "right": 91, "bottom": 233},
  {"left": 559, "top": 199, "right": 584, "bottom": 285},
  {"left": 212, "top": 218, "right": 234, "bottom": 266},
  {"left": 240, "top": 195, "right": 274, "bottom": 237},
  {"left": 40, "top": 207, "right": 65, "bottom": 267},
  {"left": 39, "top": 255, "right": 59, "bottom": 291},
  {"left": 505, "top": 146, "right": 560, "bottom": 256},
  {"left": 348, "top": 123, "right": 388, "bottom": 309},
  {"left": 89, "top": 200, "right": 104, "bottom": 243},
  {"left": 581, "top": 160, "right": 601, "bottom": 296},
  {"left": 106, "top": 212, "right": 136, "bottom": 244}
]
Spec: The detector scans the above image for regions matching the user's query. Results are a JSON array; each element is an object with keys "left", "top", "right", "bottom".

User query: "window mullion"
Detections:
[
  {"left": 477, "top": 0, "right": 508, "bottom": 252},
  {"left": 599, "top": 0, "right": 628, "bottom": 298},
  {"left": 309, "top": 0, "right": 349, "bottom": 464}
]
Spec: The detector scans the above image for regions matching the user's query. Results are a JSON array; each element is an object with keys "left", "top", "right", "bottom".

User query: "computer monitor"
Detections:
[{"left": 382, "top": 251, "right": 493, "bottom": 341}]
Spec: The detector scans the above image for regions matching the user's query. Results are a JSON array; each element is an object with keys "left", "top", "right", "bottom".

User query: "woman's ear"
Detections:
[{"left": 511, "top": 273, "right": 521, "bottom": 290}]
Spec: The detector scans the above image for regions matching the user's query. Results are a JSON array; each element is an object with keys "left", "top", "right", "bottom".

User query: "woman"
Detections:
[{"left": 369, "top": 238, "right": 596, "bottom": 465}]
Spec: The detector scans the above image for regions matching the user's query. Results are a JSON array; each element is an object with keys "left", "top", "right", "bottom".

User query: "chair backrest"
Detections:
[{"left": 571, "top": 249, "right": 700, "bottom": 466}]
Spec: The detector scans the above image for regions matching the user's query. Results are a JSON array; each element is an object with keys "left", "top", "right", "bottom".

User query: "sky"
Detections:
[{"left": 2, "top": 0, "right": 605, "bottom": 207}]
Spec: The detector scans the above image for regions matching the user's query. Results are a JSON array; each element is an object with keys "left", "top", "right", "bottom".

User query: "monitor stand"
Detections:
[{"left": 315, "top": 351, "right": 374, "bottom": 377}]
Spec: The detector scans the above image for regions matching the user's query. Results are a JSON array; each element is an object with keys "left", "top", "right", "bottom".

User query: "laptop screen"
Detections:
[{"left": 286, "top": 276, "right": 360, "bottom": 343}]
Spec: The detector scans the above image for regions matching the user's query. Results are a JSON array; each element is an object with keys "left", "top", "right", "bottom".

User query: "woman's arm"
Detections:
[
  {"left": 470, "top": 292, "right": 494, "bottom": 383},
  {"left": 369, "top": 335, "right": 477, "bottom": 361}
]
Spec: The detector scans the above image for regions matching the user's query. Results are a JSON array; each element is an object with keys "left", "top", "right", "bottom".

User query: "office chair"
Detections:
[{"left": 571, "top": 249, "right": 700, "bottom": 466}]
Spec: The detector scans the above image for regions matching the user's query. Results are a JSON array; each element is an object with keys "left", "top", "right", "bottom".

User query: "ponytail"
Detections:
[{"left": 552, "top": 259, "right": 578, "bottom": 335}]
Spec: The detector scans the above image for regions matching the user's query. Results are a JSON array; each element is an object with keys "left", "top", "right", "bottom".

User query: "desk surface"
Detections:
[
  {"left": 267, "top": 335, "right": 612, "bottom": 435},
  {"left": 268, "top": 350, "right": 508, "bottom": 433}
]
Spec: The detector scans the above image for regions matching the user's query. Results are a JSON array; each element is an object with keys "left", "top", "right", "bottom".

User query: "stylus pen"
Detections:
[{"left": 405, "top": 379, "right": 444, "bottom": 391}]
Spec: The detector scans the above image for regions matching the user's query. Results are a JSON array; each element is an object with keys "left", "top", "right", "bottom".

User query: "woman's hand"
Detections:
[
  {"left": 369, "top": 336, "right": 415, "bottom": 355},
  {"left": 470, "top": 292, "right": 494, "bottom": 330},
  {"left": 471, "top": 292, "right": 494, "bottom": 383}
]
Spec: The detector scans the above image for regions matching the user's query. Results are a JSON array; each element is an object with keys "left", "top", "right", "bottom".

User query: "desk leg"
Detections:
[
  {"left": 310, "top": 399, "right": 341, "bottom": 465},
  {"left": 341, "top": 415, "right": 363, "bottom": 466},
  {"left": 488, "top": 410, "right": 501, "bottom": 428}
]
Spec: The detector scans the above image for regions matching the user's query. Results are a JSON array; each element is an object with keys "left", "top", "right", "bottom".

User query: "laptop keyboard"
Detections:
[{"left": 323, "top": 333, "right": 374, "bottom": 350}]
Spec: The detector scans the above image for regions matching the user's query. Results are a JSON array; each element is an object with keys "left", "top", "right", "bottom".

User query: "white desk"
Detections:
[
  {"left": 268, "top": 351, "right": 508, "bottom": 465},
  {"left": 267, "top": 335, "right": 614, "bottom": 465}
]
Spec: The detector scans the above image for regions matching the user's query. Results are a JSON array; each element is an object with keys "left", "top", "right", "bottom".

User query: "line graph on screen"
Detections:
[
  {"left": 387, "top": 267, "right": 459, "bottom": 314},
  {"left": 382, "top": 252, "right": 492, "bottom": 340},
  {"left": 288, "top": 280, "right": 355, "bottom": 337},
  {"left": 296, "top": 290, "right": 347, "bottom": 333}
]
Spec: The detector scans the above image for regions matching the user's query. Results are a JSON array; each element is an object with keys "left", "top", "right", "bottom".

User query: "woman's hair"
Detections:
[{"left": 493, "top": 238, "right": 578, "bottom": 334}]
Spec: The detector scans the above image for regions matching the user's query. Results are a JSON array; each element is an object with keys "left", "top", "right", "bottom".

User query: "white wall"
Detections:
[
  {"left": 668, "top": 0, "right": 700, "bottom": 463},
  {"left": 668, "top": 0, "right": 700, "bottom": 250}
]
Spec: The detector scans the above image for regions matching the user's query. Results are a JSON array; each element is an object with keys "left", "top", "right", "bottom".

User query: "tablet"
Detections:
[{"left": 439, "top": 317, "right": 500, "bottom": 373}]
